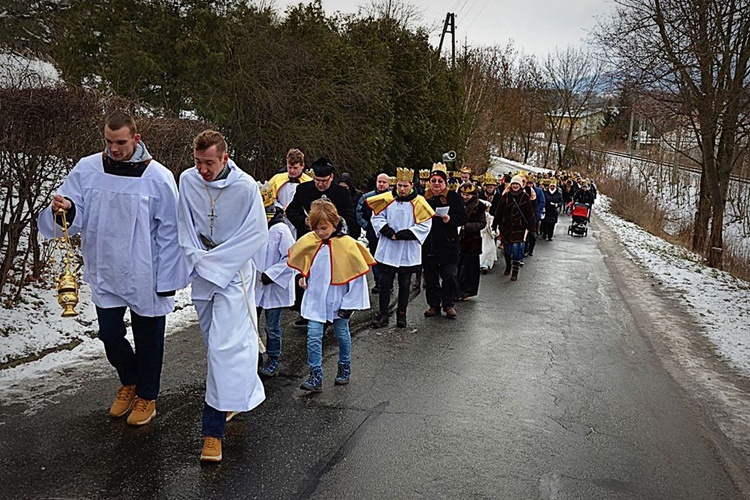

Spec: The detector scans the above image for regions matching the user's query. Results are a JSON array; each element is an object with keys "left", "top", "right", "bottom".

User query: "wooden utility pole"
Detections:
[{"left": 438, "top": 13, "right": 456, "bottom": 68}]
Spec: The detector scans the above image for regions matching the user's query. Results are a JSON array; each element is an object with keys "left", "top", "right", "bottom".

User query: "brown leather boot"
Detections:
[
  {"left": 443, "top": 306, "right": 457, "bottom": 319},
  {"left": 396, "top": 310, "right": 407, "bottom": 328},
  {"left": 424, "top": 306, "right": 441, "bottom": 317},
  {"left": 503, "top": 255, "right": 512, "bottom": 275}
]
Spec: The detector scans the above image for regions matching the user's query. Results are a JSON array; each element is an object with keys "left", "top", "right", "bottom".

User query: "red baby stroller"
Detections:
[{"left": 567, "top": 203, "right": 590, "bottom": 237}]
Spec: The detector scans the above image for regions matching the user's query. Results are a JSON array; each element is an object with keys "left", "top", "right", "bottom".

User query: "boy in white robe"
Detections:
[
  {"left": 38, "top": 111, "right": 188, "bottom": 426},
  {"left": 287, "top": 199, "right": 375, "bottom": 392},
  {"left": 177, "top": 130, "right": 268, "bottom": 463},
  {"left": 367, "top": 168, "right": 433, "bottom": 329},
  {"left": 255, "top": 183, "right": 296, "bottom": 377}
]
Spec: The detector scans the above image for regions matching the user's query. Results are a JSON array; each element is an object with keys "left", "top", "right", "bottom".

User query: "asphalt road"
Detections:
[{"left": 1, "top": 216, "right": 749, "bottom": 499}]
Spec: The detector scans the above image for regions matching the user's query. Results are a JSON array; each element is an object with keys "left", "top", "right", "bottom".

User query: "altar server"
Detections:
[
  {"left": 178, "top": 130, "right": 268, "bottom": 463},
  {"left": 38, "top": 111, "right": 188, "bottom": 427}
]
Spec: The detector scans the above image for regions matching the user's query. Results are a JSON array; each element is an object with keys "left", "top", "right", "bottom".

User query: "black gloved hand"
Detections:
[
  {"left": 338, "top": 309, "right": 353, "bottom": 319},
  {"left": 156, "top": 290, "right": 176, "bottom": 297},
  {"left": 395, "top": 229, "right": 417, "bottom": 240},
  {"left": 379, "top": 225, "right": 396, "bottom": 239},
  {"left": 260, "top": 273, "right": 273, "bottom": 285}
]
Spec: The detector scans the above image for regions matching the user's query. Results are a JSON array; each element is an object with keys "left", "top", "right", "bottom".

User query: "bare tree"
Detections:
[
  {"left": 595, "top": 0, "right": 750, "bottom": 268},
  {"left": 542, "top": 46, "right": 604, "bottom": 171}
]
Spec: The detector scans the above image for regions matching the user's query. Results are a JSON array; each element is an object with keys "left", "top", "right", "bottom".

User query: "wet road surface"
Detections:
[{"left": 1, "top": 216, "right": 749, "bottom": 499}]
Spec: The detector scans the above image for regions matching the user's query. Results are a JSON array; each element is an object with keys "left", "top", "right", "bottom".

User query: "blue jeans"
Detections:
[
  {"left": 202, "top": 402, "right": 226, "bottom": 438},
  {"left": 263, "top": 307, "right": 283, "bottom": 359},
  {"left": 96, "top": 306, "right": 165, "bottom": 400},
  {"left": 503, "top": 241, "right": 525, "bottom": 262},
  {"left": 306, "top": 318, "right": 351, "bottom": 372}
]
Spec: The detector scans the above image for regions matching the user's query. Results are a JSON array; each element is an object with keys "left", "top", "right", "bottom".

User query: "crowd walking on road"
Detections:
[{"left": 40, "top": 112, "right": 597, "bottom": 463}]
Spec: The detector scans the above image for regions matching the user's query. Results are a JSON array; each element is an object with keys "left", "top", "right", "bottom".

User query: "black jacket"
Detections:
[
  {"left": 286, "top": 182, "right": 361, "bottom": 239},
  {"left": 422, "top": 188, "right": 468, "bottom": 265}
]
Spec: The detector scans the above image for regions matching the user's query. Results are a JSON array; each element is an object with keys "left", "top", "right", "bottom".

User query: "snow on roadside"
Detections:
[{"left": 596, "top": 195, "right": 750, "bottom": 376}]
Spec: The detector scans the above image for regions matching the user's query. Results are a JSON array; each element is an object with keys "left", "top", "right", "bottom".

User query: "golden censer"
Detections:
[{"left": 50, "top": 209, "right": 80, "bottom": 317}]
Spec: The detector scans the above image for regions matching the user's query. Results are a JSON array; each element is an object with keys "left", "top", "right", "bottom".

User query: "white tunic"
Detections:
[
  {"left": 480, "top": 211, "right": 498, "bottom": 270},
  {"left": 273, "top": 176, "right": 303, "bottom": 239},
  {"left": 370, "top": 200, "right": 432, "bottom": 267},
  {"left": 178, "top": 161, "right": 268, "bottom": 412},
  {"left": 300, "top": 244, "right": 370, "bottom": 323},
  {"left": 254, "top": 222, "right": 296, "bottom": 309},
  {"left": 37, "top": 153, "right": 188, "bottom": 317}
]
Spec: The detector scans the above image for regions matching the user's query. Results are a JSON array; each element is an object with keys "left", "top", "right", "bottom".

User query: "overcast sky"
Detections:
[{"left": 269, "top": 0, "right": 615, "bottom": 58}]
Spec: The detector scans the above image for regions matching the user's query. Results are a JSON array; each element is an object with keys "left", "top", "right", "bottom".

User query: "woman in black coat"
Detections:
[
  {"left": 422, "top": 166, "right": 468, "bottom": 319},
  {"left": 457, "top": 183, "right": 487, "bottom": 300},
  {"left": 540, "top": 181, "right": 563, "bottom": 240},
  {"left": 492, "top": 175, "right": 536, "bottom": 281}
]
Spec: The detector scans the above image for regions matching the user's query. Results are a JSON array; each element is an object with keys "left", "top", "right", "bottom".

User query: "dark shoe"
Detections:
[
  {"left": 503, "top": 256, "right": 512, "bottom": 275},
  {"left": 548, "top": 237, "right": 553, "bottom": 241},
  {"left": 528, "top": 251, "right": 533, "bottom": 256},
  {"left": 424, "top": 306, "right": 441, "bottom": 317},
  {"left": 371, "top": 285, "right": 379, "bottom": 294},
  {"left": 370, "top": 312, "right": 389, "bottom": 328},
  {"left": 443, "top": 306, "right": 457, "bottom": 319},
  {"left": 258, "top": 357, "right": 280, "bottom": 377},
  {"left": 294, "top": 316, "right": 308, "bottom": 328},
  {"left": 511, "top": 261, "right": 520, "bottom": 281},
  {"left": 334, "top": 363, "right": 351, "bottom": 385},
  {"left": 300, "top": 369, "right": 323, "bottom": 392},
  {"left": 396, "top": 311, "right": 407, "bottom": 328}
]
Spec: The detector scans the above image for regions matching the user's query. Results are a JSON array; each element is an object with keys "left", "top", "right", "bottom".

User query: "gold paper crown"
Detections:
[
  {"left": 459, "top": 166, "right": 471, "bottom": 174},
  {"left": 260, "top": 181, "right": 274, "bottom": 207},
  {"left": 482, "top": 172, "right": 498, "bottom": 185},
  {"left": 396, "top": 167, "right": 414, "bottom": 182},
  {"left": 448, "top": 181, "right": 460, "bottom": 191},
  {"left": 418, "top": 169, "right": 431, "bottom": 180},
  {"left": 430, "top": 163, "right": 448, "bottom": 176},
  {"left": 304, "top": 168, "right": 314, "bottom": 178},
  {"left": 458, "top": 182, "right": 476, "bottom": 194},
  {"left": 389, "top": 176, "right": 397, "bottom": 186}
]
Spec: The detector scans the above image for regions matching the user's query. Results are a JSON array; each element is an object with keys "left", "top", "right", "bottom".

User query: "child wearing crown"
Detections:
[
  {"left": 367, "top": 167, "right": 434, "bottom": 328},
  {"left": 254, "top": 182, "right": 296, "bottom": 378},
  {"left": 287, "top": 199, "right": 375, "bottom": 392}
]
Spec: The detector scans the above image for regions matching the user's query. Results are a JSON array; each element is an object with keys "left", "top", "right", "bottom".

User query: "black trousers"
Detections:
[
  {"left": 378, "top": 264, "right": 412, "bottom": 313},
  {"left": 458, "top": 253, "right": 481, "bottom": 297},
  {"left": 96, "top": 306, "right": 166, "bottom": 400},
  {"left": 540, "top": 221, "right": 556, "bottom": 239},
  {"left": 423, "top": 261, "right": 458, "bottom": 308}
]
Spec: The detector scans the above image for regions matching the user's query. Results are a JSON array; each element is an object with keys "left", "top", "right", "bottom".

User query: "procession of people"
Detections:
[{"left": 40, "top": 112, "right": 597, "bottom": 463}]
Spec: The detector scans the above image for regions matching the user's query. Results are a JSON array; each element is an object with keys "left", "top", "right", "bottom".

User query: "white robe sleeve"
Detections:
[
  {"left": 409, "top": 217, "right": 432, "bottom": 244},
  {"left": 154, "top": 176, "right": 189, "bottom": 293},
  {"left": 264, "top": 225, "right": 295, "bottom": 289},
  {"left": 339, "top": 275, "right": 370, "bottom": 311},
  {"left": 38, "top": 164, "right": 85, "bottom": 239},
  {"left": 370, "top": 210, "right": 387, "bottom": 238}
]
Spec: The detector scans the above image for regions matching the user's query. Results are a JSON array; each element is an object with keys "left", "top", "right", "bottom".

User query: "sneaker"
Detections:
[
  {"left": 200, "top": 436, "right": 222, "bottom": 463},
  {"left": 443, "top": 306, "right": 457, "bottom": 319},
  {"left": 300, "top": 369, "right": 323, "bottom": 392},
  {"left": 109, "top": 384, "right": 136, "bottom": 418},
  {"left": 396, "top": 311, "right": 407, "bottom": 328},
  {"left": 259, "top": 357, "right": 280, "bottom": 377},
  {"left": 370, "top": 312, "right": 389, "bottom": 328},
  {"left": 294, "top": 316, "right": 308, "bottom": 328},
  {"left": 126, "top": 397, "right": 156, "bottom": 426},
  {"left": 424, "top": 306, "right": 441, "bottom": 317},
  {"left": 225, "top": 411, "right": 240, "bottom": 423},
  {"left": 334, "top": 363, "right": 351, "bottom": 385}
]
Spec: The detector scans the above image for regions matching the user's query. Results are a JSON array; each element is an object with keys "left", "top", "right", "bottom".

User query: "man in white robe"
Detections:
[
  {"left": 367, "top": 169, "right": 433, "bottom": 328},
  {"left": 177, "top": 130, "right": 268, "bottom": 463},
  {"left": 268, "top": 148, "right": 311, "bottom": 239},
  {"left": 38, "top": 111, "right": 188, "bottom": 427}
]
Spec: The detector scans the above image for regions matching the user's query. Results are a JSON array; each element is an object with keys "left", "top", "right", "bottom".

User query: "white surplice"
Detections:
[
  {"left": 370, "top": 200, "right": 432, "bottom": 267},
  {"left": 254, "top": 221, "right": 296, "bottom": 309},
  {"left": 37, "top": 152, "right": 188, "bottom": 317},
  {"left": 300, "top": 244, "right": 370, "bottom": 323},
  {"left": 178, "top": 160, "right": 268, "bottom": 412}
]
